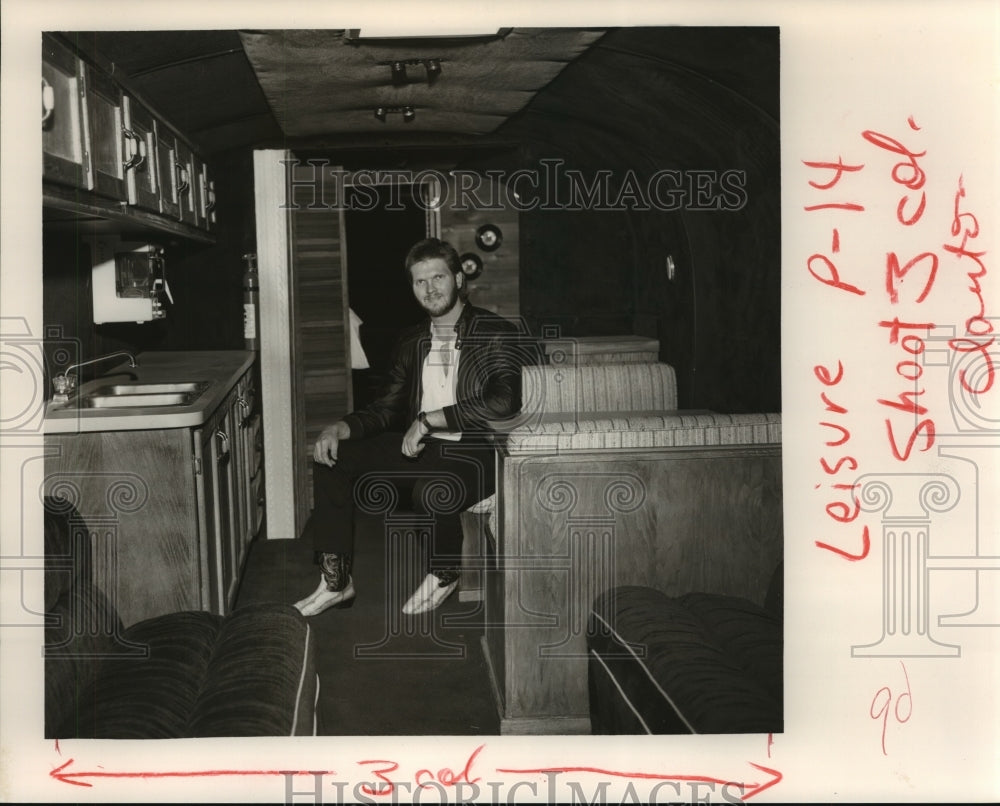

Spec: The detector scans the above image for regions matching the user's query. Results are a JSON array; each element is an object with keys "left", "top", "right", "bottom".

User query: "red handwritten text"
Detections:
[
  {"left": 814, "top": 361, "right": 870, "bottom": 561},
  {"left": 862, "top": 120, "right": 927, "bottom": 227},
  {"left": 803, "top": 156, "right": 867, "bottom": 296},
  {"left": 945, "top": 175, "right": 995, "bottom": 394},
  {"left": 863, "top": 122, "right": 938, "bottom": 462},
  {"left": 415, "top": 744, "right": 484, "bottom": 790},
  {"left": 878, "top": 318, "right": 936, "bottom": 460},
  {"left": 359, "top": 746, "right": 484, "bottom": 797},
  {"left": 870, "top": 661, "right": 913, "bottom": 755},
  {"left": 357, "top": 760, "right": 398, "bottom": 797}
]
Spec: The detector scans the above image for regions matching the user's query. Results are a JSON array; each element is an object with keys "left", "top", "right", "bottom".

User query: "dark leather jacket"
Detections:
[{"left": 342, "top": 304, "right": 528, "bottom": 441}]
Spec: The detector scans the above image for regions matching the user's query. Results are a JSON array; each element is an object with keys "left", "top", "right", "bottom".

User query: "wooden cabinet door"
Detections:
[
  {"left": 191, "top": 154, "right": 207, "bottom": 229},
  {"left": 218, "top": 410, "right": 240, "bottom": 609},
  {"left": 82, "top": 64, "right": 127, "bottom": 200},
  {"left": 46, "top": 430, "right": 202, "bottom": 629},
  {"left": 42, "top": 35, "right": 90, "bottom": 190},
  {"left": 153, "top": 121, "right": 180, "bottom": 219},
  {"left": 122, "top": 95, "right": 159, "bottom": 211},
  {"left": 230, "top": 377, "right": 250, "bottom": 558},
  {"left": 201, "top": 405, "right": 239, "bottom": 613},
  {"left": 175, "top": 138, "right": 198, "bottom": 226},
  {"left": 199, "top": 162, "right": 217, "bottom": 231}
]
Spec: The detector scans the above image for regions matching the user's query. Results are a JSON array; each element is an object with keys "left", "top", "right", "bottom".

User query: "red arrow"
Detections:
[
  {"left": 50, "top": 759, "right": 337, "bottom": 788},
  {"left": 494, "top": 761, "right": 782, "bottom": 801}
]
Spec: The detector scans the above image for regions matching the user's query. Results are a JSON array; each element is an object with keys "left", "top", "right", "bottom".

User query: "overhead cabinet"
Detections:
[
  {"left": 83, "top": 64, "right": 128, "bottom": 201},
  {"left": 174, "top": 138, "right": 199, "bottom": 227},
  {"left": 199, "top": 163, "right": 218, "bottom": 230},
  {"left": 153, "top": 121, "right": 181, "bottom": 220},
  {"left": 42, "top": 35, "right": 90, "bottom": 191},
  {"left": 122, "top": 95, "right": 160, "bottom": 212},
  {"left": 42, "top": 33, "right": 215, "bottom": 241}
]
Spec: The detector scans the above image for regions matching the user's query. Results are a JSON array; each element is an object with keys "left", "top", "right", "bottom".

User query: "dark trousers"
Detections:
[{"left": 302, "top": 432, "right": 496, "bottom": 568}]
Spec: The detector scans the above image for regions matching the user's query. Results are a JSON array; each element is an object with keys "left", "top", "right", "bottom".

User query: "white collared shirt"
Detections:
[{"left": 420, "top": 329, "right": 461, "bottom": 440}]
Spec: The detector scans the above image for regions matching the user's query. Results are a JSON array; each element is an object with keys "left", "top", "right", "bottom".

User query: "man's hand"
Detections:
[
  {"left": 402, "top": 415, "right": 429, "bottom": 459},
  {"left": 314, "top": 421, "right": 351, "bottom": 467}
]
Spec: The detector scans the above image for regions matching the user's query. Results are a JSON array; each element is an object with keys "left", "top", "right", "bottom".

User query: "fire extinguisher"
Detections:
[{"left": 243, "top": 253, "right": 259, "bottom": 351}]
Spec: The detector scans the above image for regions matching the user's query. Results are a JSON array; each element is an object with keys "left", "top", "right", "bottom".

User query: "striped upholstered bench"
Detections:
[
  {"left": 586, "top": 563, "right": 783, "bottom": 734},
  {"left": 504, "top": 410, "right": 781, "bottom": 453},
  {"left": 44, "top": 497, "right": 319, "bottom": 738},
  {"left": 458, "top": 359, "right": 679, "bottom": 600}
]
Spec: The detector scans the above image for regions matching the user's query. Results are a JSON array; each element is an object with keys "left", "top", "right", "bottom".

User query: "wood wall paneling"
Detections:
[
  {"left": 290, "top": 168, "right": 350, "bottom": 515},
  {"left": 439, "top": 177, "right": 520, "bottom": 321},
  {"left": 46, "top": 429, "right": 201, "bottom": 628}
]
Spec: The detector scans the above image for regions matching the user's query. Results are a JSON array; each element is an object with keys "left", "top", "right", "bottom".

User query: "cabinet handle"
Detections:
[
  {"left": 41, "top": 78, "right": 55, "bottom": 128},
  {"left": 205, "top": 181, "right": 217, "bottom": 212},
  {"left": 176, "top": 162, "right": 190, "bottom": 194},
  {"left": 122, "top": 127, "right": 146, "bottom": 171},
  {"left": 216, "top": 429, "right": 230, "bottom": 456}
]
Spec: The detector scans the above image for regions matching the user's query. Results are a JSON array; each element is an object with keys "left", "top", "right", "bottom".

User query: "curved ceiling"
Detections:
[
  {"left": 68, "top": 26, "right": 778, "bottom": 174},
  {"left": 239, "top": 28, "right": 605, "bottom": 138}
]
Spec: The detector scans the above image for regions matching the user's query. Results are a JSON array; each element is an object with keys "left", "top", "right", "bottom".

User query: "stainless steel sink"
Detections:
[
  {"left": 80, "top": 381, "right": 210, "bottom": 409},
  {"left": 93, "top": 382, "right": 208, "bottom": 396}
]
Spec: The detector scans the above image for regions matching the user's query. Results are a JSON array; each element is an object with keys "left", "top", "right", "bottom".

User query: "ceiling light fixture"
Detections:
[
  {"left": 424, "top": 59, "right": 442, "bottom": 84},
  {"left": 390, "top": 61, "right": 408, "bottom": 85},
  {"left": 346, "top": 28, "right": 510, "bottom": 43},
  {"left": 385, "top": 58, "right": 444, "bottom": 86},
  {"left": 373, "top": 106, "right": 417, "bottom": 123}
]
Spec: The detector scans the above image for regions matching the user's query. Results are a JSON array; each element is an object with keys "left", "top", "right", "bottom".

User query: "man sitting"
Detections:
[{"left": 295, "top": 237, "right": 524, "bottom": 616}]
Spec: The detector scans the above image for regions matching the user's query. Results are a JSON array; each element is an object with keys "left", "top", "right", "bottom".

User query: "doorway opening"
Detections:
[{"left": 344, "top": 183, "right": 428, "bottom": 409}]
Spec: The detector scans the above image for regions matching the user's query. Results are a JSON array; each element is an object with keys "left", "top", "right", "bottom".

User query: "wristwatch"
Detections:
[{"left": 417, "top": 411, "right": 432, "bottom": 433}]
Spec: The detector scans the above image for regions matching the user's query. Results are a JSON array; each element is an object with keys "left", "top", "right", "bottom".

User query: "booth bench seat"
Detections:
[
  {"left": 458, "top": 356, "right": 679, "bottom": 601},
  {"left": 587, "top": 563, "right": 783, "bottom": 734},
  {"left": 478, "top": 398, "right": 783, "bottom": 733},
  {"left": 44, "top": 497, "right": 319, "bottom": 739}
]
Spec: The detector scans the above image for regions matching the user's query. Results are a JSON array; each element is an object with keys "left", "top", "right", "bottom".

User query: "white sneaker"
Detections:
[
  {"left": 402, "top": 573, "right": 458, "bottom": 615},
  {"left": 294, "top": 575, "right": 356, "bottom": 616}
]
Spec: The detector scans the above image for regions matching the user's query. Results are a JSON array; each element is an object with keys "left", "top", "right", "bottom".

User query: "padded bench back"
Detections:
[
  {"left": 521, "top": 362, "right": 678, "bottom": 417},
  {"left": 542, "top": 335, "right": 661, "bottom": 365},
  {"left": 505, "top": 411, "right": 782, "bottom": 453}
]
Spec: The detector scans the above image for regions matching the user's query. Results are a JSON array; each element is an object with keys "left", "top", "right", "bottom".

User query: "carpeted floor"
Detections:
[{"left": 235, "top": 513, "right": 501, "bottom": 735}]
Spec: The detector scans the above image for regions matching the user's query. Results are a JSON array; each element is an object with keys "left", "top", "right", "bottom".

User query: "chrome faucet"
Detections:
[{"left": 52, "top": 351, "right": 138, "bottom": 403}]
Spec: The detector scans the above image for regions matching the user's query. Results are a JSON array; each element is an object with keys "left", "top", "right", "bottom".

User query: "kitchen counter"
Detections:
[{"left": 44, "top": 350, "right": 255, "bottom": 433}]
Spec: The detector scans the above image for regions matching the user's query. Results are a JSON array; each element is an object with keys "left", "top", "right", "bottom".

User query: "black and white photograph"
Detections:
[
  {"left": 2, "top": 1, "right": 997, "bottom": 803},
  {"left": 37, "top": 22, "right": 782, "bottom": 740}
]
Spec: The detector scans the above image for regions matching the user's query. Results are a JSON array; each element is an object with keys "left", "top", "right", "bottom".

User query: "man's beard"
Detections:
[{"left": 421, "top": 284, "right": 460, "bottom": 317}]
